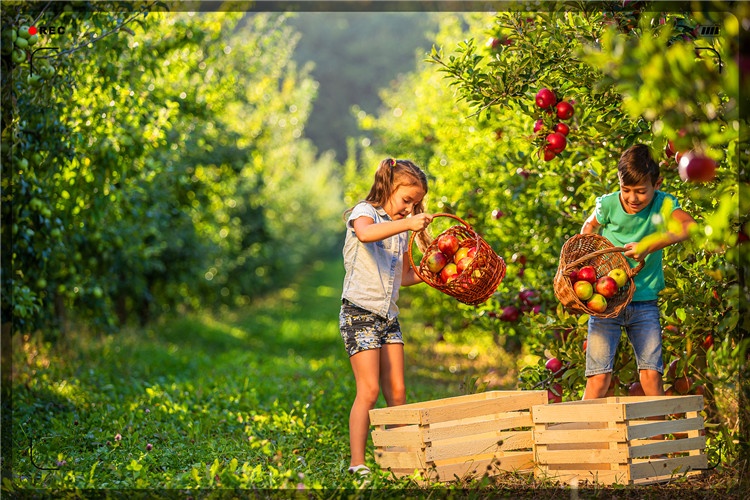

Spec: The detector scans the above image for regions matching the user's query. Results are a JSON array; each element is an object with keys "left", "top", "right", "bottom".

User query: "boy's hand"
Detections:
[
  {"left": 623, "top": 242, "right": 645, "bottom": 261},
  {"left": 408, "top": 213, "right": 433, "bottom": 232}
]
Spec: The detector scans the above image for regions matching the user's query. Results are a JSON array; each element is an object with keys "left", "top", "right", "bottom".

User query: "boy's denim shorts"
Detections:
[
  {"left": 339, "top": 299, "right": 403, "bottom": 357},
  {"left": 586, "top": 300, "right": 663, "bottom": 377}
]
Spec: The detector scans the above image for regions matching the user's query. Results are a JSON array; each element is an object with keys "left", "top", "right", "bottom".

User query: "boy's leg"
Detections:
[
  {"left": 626, "top": 301, "right": 665, "bottom": 395},
  {"left": 348, "top": 349, "right": 382, "bottom": 467},
  {"left": 584, "top": 314, "right": 623, "bottom": 400}
]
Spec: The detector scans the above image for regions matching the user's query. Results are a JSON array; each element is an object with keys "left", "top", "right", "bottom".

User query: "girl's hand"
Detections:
[{"left": 408, "top": 213, "right": 433, "bottom": 232}]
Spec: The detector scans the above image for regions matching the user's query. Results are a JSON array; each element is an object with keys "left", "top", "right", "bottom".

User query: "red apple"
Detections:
[
  {"left": 556, "top": 101, "right": 574, "bottom": 120},
  {"left": 582, "top": 339, "right": 587, "bottom": 352},
  {"left": 577, "top": 265, "right": 597, "bottom": 284},
  {"left": 587, "top": 293, "right": 607, "bottom": 313},
  {"left": 437, "top": 233, "right": 459, "bottom": 257},
  {"left": 535, "top": 87, "right": 556, "bottom": 109},
  {"left": 499, "top": 305, "right": 520, "bottom": 322},
  {"left": 678, "top": 152, "right": 717, "bottom": 183},
  {"left": 547, "top": 382, "right": 563, "bottom": 403},
  {"left": 628, "top": 381, "right": 645, "bottom": 396},
  {"left": 542, "top": 146, "right": 556, "bottom": 161},
  {"left": 667, "top": 359, "right": 680, "bottom": 380},
  {"left": 423, "top": 250, "right": 448, "bottom": 274},
  {"left": 546, "top": 132, "right": 567, "bottom": 153},
  {"left": 519, "top": 289, "right": 540, "bottom": 306},
  {"left": 454, "top": 247, "right": 471, "bottom": 263},
  {"left": 456, "top": 256, "right": 473, "bottom": 274},
  {"left": 607, "top": 268, "right": 628, "bottom": 288},
  {"left": 665, "top": 385, "right": 678, "bottom": 396},
  {"left": 664, "top": 140, "right": 676, "bottom": 159},
  {"left": 674, "top": 375, "right": 693, "bottom": 395},
  {"left": 439, "top": 263, "right": 459, "bottom": 283},
  {"left": 595, "top": 276, "right": 618, "bottom": 299},
  {"left": 701, "top": 334, "right": 714, "bottom": 350},
  {"left": 573, "top": 281, "right": 593, "bottom": 301},
  {"left": 533, "top": 119, "right": 544, "bottom": 133},
  {"left": 545, "top": 357, "right": 564, "bottom": 377},
  {"left": 553, "top": 122, "right": 570, "bottom": 136},
  {"left": 569, "top": 270, "right": 579, "bottom": 284},
  {"left": 466, "top": 247, "right": 477, "bottom": 259}
]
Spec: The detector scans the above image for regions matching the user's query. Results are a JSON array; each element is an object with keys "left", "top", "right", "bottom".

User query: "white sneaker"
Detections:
[{"left": 347, "top": 464, "right": 371, "bottom": 476}]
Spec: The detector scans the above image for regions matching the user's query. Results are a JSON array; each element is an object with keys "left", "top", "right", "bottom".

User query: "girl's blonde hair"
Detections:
[{"left": 346, "top": 158, "right": 432, "bottom": 251}]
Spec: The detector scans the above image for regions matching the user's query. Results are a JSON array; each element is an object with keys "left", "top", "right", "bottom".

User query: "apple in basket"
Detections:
[
  {"left": 456, "top": 256, "right": 474, "bottom": 274},
  {"left": 454, "top": 246, "right": 472, "bottom": 263},
  {"left": 577, "top": 265, "right": 597, "bottom": 284},
  {"left": 423, "top": 249, "right": 448, "bottom": 274},
  {"left": 587, "top": 293, "right": 608, "bottom": 313},
  {"left": 437, "top": 233, "right": 459, "bottom": 257},
  {"left": 573, "top": 280, "right": 594, "bottom": 301},
  {"left": 608, "top": 268, "right": 628, "bottom": 288},
  {"left": 440, "top": 263, "right": 459, "bottom": 283},
  {"left": 595, "top": 276, "right": 619, "bottom": 299}
]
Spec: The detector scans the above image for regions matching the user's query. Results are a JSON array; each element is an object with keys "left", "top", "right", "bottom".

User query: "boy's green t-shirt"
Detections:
[{"left": 594, "top": 190, "right": 680, "bottom": 301}]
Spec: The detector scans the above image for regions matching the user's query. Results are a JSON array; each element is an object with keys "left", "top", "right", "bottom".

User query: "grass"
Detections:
[{"left": 5, "top": 258, "right": 745, "bottom": 496}]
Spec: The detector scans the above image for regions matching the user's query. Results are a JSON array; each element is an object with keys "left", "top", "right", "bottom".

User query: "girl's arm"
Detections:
[
  {"left": 401, "top": 256, "right": 422, "bottom": 286},
  {"left": 581, "top": 213, "right": 601, "bottom": 234},
  {"left": 351, "top": 213, "right": 433, "bottom": 243}
]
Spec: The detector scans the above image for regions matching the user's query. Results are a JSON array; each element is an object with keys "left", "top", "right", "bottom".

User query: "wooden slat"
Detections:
[
  {"left": 536, "top": 468, "right": 628, "bottom": 486},
  {"left": 628, "top": 436, "right": 706, "bottom": 458},
  {"left": 533, "top": 426, "right": 627, "bottom": 444},
  {"left": 623, "top": 395, "right": 703, "bottom": 420},
  {"left": 432, "top": 451, "right": 533, "bottom": 481},
  {"left": 536, "top": 447, "right": 628, "bottom": 464},
  {"left": 371, "top": 426, "right": 423, "bottom": 447},
  {"left": 421, "top": 392, "right": 546, "bottom": 424},
  {"left": 425, "top": 413, "right": 531, "bottom": 442},
  {"left": 532, "top": 402, "right": 624, "bottom": 423},
  {"left": 426, "top": 430, "right": 532, "bottom": 461},
  {"left": 369, "top": 390, "right": 546, "bottom": 425},
  {"left": 373, "top": 449, "right": 426, "bottom": 470},
  {"left": 629, "top": 454, "right": 707, "bottom": 481},
  {"left": 626, "top": 417, "right": 704, "bottom": 440}
]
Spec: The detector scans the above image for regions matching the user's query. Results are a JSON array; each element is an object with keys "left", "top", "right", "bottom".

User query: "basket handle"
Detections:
[
  {"left": 565, "top": 246, "right": 645, "bottom": 278},
  {"left": 407, "top": 213, "right": 478, "bottom": 280}
]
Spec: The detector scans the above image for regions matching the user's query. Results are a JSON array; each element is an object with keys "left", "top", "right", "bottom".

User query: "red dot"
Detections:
[{"left": 29, "top": 26, "right": 37, "bottom": 35}]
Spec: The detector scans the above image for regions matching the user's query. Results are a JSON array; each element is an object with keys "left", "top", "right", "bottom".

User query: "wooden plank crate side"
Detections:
[
  {"left": 532, "top": 402, "right": 624, "bottom": 423},
  {"left": 375, "top": 448, "right": 427, "bottom": 470},
  {"left": 385, "top": 451, "right": 534, "bottom": 482},
  {"left": 626, "top": 416, "right": 704, "bottom": 440},
  {"left": 423, "top": 412, "right": 532, "bottom": 442},
  {"left": 629, "top": 454, "right": 707, "bottom": 482},
  {"left": 536, "top": 447, "right": 629, "bottom": 464},
  {"left": 369, "top": 391, "right": 546, "bottom": 426},
  {"left": 371, "top": 425, "right": 423, "bottom": 447},
  {"left": 628, "top": 436, "right": 706, "bottom": 458},
  {"left": 535, "top": 469, "right": 629, "bottom": 486},
  {"left": 623, "top": 395, "right": 703, "bottom": 420},
  {"left": 534, "top": 427, "right": 627, "bottom": 445},
  {"left": 426, "top": 430, "right": 533, "bottom": 462}
]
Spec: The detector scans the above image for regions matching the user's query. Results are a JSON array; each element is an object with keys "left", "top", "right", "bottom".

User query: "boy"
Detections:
[{"left": 580, "top": 144, "right": 696, "bottom": 399}]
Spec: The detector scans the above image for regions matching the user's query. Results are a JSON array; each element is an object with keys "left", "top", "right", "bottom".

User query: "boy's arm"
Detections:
[
  {"left": 352, "top": 213, "right": 433, "bottom": 243},
  {"left": 625, "top": 208, "right": 697, "bottom": 261},
  {"left": 581, "top": 213, "right": 601, "bottom": 234}
]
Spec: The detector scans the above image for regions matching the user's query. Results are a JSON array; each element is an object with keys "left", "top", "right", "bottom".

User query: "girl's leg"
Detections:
[
  {"left": 379, "top": 343, "right": 406, "bottom": 407},
  {"left": 348, "top": 349, "right": 381, "bottom": 468}
]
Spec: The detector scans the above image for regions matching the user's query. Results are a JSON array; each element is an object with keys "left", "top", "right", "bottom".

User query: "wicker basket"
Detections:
[
  {"left": 408, "top": 213, "right": 505, "bottom": 306},
  {"left": 553, "top": 234, "right": 643, "bottom": 318}
]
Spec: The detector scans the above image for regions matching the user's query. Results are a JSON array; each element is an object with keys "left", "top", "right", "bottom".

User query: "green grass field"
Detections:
[{"left": 6, "top": 258, "right": 738, "bottom": 495}]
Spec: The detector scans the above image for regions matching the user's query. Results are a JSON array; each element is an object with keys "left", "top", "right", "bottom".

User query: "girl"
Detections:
[{"left": 339, "top": 158, "right": 433, "bottom": 475}]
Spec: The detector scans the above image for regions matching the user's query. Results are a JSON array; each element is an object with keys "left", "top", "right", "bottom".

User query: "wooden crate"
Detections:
[
  {"left": 369, "top": 390, "right": 548, "bottom": 482},
  {"left": 532, "top": 395, "right": 707, "bottom": 485}
]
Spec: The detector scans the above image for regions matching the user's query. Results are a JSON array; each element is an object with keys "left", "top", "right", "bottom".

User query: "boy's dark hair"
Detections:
[{"left": 617, "top": 144, "right": 661, "bottom": 186}]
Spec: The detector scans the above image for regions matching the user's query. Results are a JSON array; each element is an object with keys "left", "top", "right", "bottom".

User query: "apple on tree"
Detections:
[
  {"left": 678, "top": 151, "right": 717, "bottom": 183},
  {"left": 545, "top": 357, "right": 564, "bottom": 377},
  {"left": 553, "top": 122, "right": 570, "bottom": 136},
  {"left": 547, "top": 382, "right": 563, "bottom": 403},
  {"left": 546, "top": 132, "right": 567, "bottom": 153},
  {"left": 499, "top": 305, "right": 520, "bottom": 322},
  {"left": 556, "top": 101, "right": 574, "bottom": 120},
  {"left": 535, "top": 87, "right": 556, "bottom": 109}
]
